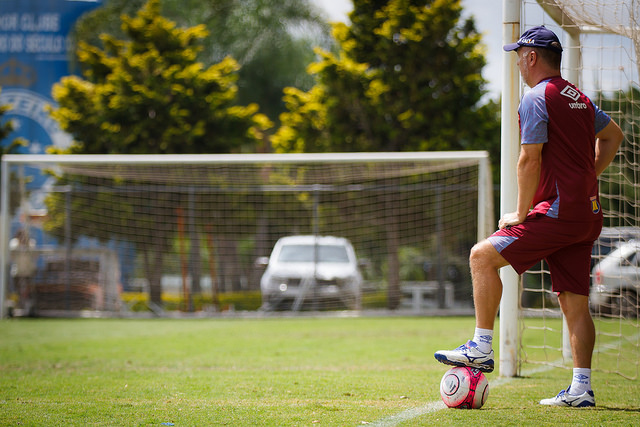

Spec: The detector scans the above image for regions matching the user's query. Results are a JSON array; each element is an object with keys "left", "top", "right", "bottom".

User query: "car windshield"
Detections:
[
  {"left": 620, "top": 246, "right": 640, "bottom": 267},
  {"left": 278, "top": 244, "right": 350, "bottom": 263}
]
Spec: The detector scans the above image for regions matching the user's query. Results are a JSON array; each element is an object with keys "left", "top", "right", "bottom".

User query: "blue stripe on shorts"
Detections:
[{"left": 488, "top": 235, "right": 518, "bottom": 253}]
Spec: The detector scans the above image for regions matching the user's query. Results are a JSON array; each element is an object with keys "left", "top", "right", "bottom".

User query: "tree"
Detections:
[
  {"left": 72, "top": 0, "right": 333, "bottom": 132},
  {"left": 46, "top": 0, "right": 271, "bottom": 306},
  {"left": 273, "top": 0, "right": 501, "bottom": 308},
  {"left": 0, "top": 91, "right": 15, "bottom": 145},
  {"left": 0, "top": 88, "right": 28, "bottom": 216},
  {"left": 0, "top": 89, "right": 27, "bottom": 154},
  {"left": 52, "top": 0, "right": 270, "bottom": 155},
  {"left": 596, "top": 86, "right": 640, "bottom": 227},
  {"left": 274, "top": 0, "right": 499, "bottom": 153}
]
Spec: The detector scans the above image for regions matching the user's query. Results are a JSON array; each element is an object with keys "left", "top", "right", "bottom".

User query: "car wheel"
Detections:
[{"left": 618, "top": 289, "right": 639, "bottom": 319}]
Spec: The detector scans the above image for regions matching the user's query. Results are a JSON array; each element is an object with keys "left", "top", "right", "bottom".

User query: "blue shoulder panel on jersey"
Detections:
[{"left": 519, "top": 80, "right": 550, "bottom": 145}]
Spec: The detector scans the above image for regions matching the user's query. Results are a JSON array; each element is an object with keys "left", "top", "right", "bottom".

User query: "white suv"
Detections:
[
  {"left": 590, "top": 240, "right": 640, "bottom": 318},
  {"left": 259, "top": 235, "right": 362, "bottom": 311}
]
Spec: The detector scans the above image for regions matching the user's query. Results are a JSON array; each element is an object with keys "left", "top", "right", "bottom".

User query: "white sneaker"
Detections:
[
  {"left": 539, "top": 387, "right": 596, "bottom": 407},
  {"left": 434, "top": 340, "right": 494, "bottom": 373}
]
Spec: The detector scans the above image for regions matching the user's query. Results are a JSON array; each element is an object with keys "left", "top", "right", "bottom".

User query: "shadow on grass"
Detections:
[{"left": 594, "top": 406, "right": 640, "bottom": 413}]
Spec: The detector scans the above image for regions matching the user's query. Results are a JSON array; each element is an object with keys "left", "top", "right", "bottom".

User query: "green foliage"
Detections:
[
  {"left": 596, "top": 86, "right": 640, "bottom": 227},
  {"left": 0, "top": 88, "right": 28, "bottom": 154},
  {"left": 274, "top": 0, "right": 501, "bottom": 154},
  {"left": 0, "top": 91, "right": 13, "bottom": 145},
  {"left": 0, "top": 87, "right": 29, "bottom": 216},
  {"left": 72, "top": 0, "right": 332, "bottom": 128},
  {"left": 51, "top": 0, "right": 271, "bottom": 155},
  {"left": 121, "top": 291, "right": 263, "bottom": 311}
]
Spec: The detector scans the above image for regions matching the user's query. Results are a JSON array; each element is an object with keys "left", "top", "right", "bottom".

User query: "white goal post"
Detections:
[{"left": 1, "top": 151, "right": 493, "bottom": 319}]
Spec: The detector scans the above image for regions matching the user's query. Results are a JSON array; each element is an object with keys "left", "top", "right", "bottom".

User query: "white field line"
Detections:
[
  {"left": 367, "top": 363, "right": 554, "bottom": 427},
  {"left": 369, "top": 332, "right": 640, "bottom": 426}
]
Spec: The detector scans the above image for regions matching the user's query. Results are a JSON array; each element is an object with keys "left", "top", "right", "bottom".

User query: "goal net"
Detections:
[
  {"left": 512, "top": 0, "right": 640, "bottom": 380},
  {"left": 1, "top": 152, "right": 492, "bottom": 317}
]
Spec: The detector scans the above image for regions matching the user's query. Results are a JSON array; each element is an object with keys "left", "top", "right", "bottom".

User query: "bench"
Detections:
[{"left": 401, "top": 281, "right": 454, "bottom": 310}]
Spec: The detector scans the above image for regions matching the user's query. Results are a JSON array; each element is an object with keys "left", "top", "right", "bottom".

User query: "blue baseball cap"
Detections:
[{"left": 503, "top": 26, "right": 563, "bottom": 53}]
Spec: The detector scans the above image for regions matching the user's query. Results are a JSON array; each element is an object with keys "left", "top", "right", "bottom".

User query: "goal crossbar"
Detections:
[{"left": 1, "top": 151, "right": 490, "bottom": 165}]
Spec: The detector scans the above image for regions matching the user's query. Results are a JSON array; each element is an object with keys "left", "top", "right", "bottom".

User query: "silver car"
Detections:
[
  {"left": 259, "top": 235, "right": 362, "bottom": 311},
  {"left": 590, "top": 240, "right": 640, "bottom": 318}
]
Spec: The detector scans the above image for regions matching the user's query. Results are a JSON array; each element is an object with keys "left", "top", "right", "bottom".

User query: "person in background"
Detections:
[{"left": 10, "top": 228, "right": 37, "bottom": 316}]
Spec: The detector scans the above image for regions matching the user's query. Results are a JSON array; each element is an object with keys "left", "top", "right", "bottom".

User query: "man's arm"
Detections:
[
  {"left": 498, "top": 143, "right": 543, "bottom": 229},
  {"left": 595, "top": 120, "right": 624, "bottom": 176}
]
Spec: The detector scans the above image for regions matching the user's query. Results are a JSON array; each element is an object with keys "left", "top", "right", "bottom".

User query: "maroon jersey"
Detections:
[{"left": 518, "top": 76, "right": 611, "bottom": 221}]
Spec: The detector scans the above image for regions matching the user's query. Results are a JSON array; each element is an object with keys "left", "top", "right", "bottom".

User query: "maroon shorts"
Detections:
[{"left": 487, "top": 213, "right": 602, "bottom": 296}]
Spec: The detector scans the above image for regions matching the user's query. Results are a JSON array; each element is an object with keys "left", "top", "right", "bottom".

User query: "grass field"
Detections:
[{"left": 1, "top": 316, "right": 639, "bottom": 426}]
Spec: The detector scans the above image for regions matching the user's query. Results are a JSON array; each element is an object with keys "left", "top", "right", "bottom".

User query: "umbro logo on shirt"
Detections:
[
  {"left": 561, "top": 85, "right": 588, "bottom": 109},
  {"left": 560, "top": 85, "right": 581, "bottom": 101}
]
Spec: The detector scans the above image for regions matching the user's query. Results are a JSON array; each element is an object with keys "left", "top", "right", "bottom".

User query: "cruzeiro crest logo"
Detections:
[
  {"left": 561, "top": 85, "right": 588, "bottom": 109},
  {"left": 590, "top": 196, "right": 601, "bottom": 214}
]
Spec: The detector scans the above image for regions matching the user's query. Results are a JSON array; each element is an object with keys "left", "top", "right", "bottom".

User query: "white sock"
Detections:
[
  {"left": 472, "top": 328, "right": 493, "bottom": 353},
  {"left": 569, "top": 368, "right": 591, "bottom": 395}
]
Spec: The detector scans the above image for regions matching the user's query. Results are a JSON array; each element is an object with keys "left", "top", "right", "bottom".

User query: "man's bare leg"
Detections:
[
  {"left": 469, "top": 239, "right": 509, "bottom": 330},
  {"left": 558, "top": 291, "right": 595, "bottom": 369},
  {"left": 539, "top": 291, "right": 597, "bottom": 406},
  {"left": 433, "top": 239, "right": 508, "bottom": 373}
]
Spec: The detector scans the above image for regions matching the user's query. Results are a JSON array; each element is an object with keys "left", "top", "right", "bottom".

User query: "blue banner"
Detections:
[{"left": 0, "top": 0, "right": 102, "bottom": 153}]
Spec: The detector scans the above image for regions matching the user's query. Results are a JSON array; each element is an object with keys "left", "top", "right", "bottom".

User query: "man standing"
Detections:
[
  {"left": 10, "top": 229, "right": 37, "bottom": 316},
  {"left": 434, "top": 26, "right": 623, "bottom": 407}
]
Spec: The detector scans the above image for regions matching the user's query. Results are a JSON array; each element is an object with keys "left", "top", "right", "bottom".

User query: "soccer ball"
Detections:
[{"left": 439, "top": 366, "right": 489, "bottom": 409}]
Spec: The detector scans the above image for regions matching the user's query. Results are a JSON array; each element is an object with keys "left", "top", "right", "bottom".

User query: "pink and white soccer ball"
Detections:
[{"left": 439, "top": 367, "right": 489, "bottom": 409}]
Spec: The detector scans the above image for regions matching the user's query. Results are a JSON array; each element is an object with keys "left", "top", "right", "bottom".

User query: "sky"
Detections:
[{"left": 315, "top": 0, "right": 504, "bottom": 98}]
